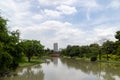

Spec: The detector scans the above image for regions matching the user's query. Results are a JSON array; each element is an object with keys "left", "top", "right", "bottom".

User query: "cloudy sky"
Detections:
[{"left": 0, "top": 0, "right": 120, "bottom": 49}]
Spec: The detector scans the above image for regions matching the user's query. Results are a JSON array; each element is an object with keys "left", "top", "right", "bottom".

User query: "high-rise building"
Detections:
[{"left": 53, "top": 43, "right": 58, "bottom": 52}]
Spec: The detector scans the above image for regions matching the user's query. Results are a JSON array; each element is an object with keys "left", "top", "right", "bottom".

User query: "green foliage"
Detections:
[
  {"left": 0, "top": 15, "right": 45, "bottom": 73},
  {"left": 89, "top": 43, "right": 100, "bottom": 57},
  {"left": 61, "top": 45, "right": 91, "bottom": 58},
  {"left": 60, "top": 33, "right": 120, "bottom": 61},
  {"left": 44, "top": 48, "right": 54, "bottom": 55},
  {"left": 90, "top": 56, "right": 97, "bottom": 61},
  {"left": 110, "top": 55, "right": 120, "bottom": 60},
  {"left": 115, "top": 31, "right": 120, "bottom": 41},
  {"left": 102, "top": 40, "right": 115, "bottom": 60},
  {"left": 20, "top": 40, "right": 44, "bottom": 62},
  {"left": 1, "top": 14, "right": 120, "bottom": 75},
  {"left": 0, "top": 16, "right": 23, "bottom": 73},
  {"left": 19, "top": 57, "right": 44, "bottom": 67},
  {"left": 79, "top": 46, "right": 90, "bottom": 58},
  {"left": 0, "top": 51, "right": 13, "bottom": 73},
  {"left": 65, "top": 45, "right": 80, "bottom": 58}
]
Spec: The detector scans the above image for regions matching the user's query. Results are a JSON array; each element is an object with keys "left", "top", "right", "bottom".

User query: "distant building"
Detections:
[
  {"left": 59, "top": 48, "right": 62, "bottom": 51},
  {"left": 53, "top": 43, "right": 58, "bottom": 52}
]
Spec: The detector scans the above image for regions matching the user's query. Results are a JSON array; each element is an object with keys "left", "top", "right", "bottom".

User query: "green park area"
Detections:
[{"left": 0, "top": 15, "right": 120, "bottom": 76}]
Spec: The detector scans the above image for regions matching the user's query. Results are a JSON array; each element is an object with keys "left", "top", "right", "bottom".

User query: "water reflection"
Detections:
[
  {"left": 42, "top": 58, "right": 120, "bottom": 80},
  {"left": 0, "top": 57, "right": 120, "bottom": 80},
  {"left": 0, "top": 65, "right": 44, "bottom": 80},
  {"left": 60, "top": 58, "right": 120, "bottom": 80},
  {"left": 51, "top": 57, "right": 58, "bottom": 66}
]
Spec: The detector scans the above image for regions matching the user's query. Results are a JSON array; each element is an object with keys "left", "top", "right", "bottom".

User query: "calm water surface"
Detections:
[{"left": 0, "top": 57, "right": 120, "bottom": 80}]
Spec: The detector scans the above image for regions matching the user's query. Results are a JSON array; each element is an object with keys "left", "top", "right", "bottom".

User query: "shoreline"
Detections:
[
  {"left": 62, "top": 56, "right": 120, "bottom": 64},
  {"left": 19, "top": 59, "right": 45, "bottom": 67}
]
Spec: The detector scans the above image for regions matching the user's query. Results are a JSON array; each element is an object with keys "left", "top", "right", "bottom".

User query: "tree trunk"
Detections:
[
  {"left": 99, "top": 50, "right": 101, "bottom": 60},
  {"left": 107, "top": 53, "right": 109, "bottom": 61},
  {"left": 28, "top": 57, "right": 31, "bottom": 62}
]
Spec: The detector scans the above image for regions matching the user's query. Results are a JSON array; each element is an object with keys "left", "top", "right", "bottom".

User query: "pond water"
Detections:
[{"left": 0, "top": 57, "right": 120, "bottom": 80}]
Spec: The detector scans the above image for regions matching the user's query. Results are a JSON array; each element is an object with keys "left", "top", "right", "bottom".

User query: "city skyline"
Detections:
[{"left": 0, "top": 0, "right": 120, "bottom": 49}]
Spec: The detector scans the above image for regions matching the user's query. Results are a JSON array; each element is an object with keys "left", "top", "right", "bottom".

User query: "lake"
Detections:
[{"left": 0, "top": 57, "right": 120, "bottom": 80}]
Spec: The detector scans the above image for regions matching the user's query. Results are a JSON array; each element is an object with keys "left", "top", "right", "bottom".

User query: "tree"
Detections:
[
  {"left": 60, "top": 48, "right": 66, "bottom": 56},
  {"left": 115, "top": 31, "right": 120, "bottom": 59},
  {"left": 0, "top": 52, "right": 12, "bottom": 73},
  {"left": 89, "top": 43, "right": 100, "bottom": 60},
  {"left": 69, "top": 46, "right": 80, "bottom": 58},
  {"left": 0, "top": 16, "right": 23, "bottom": 73},
  {"left": 4, "top": 30, "right": 23, "bottom": 69},
  {"left": 44, "top": 48, "right": 54, "bottom": 56},
  {"left": 102, "top": 40, "right": 115, "bottom": 60},
  {"left": 20, "top": 40, "right": 44, "bottom": 62},
  {"left": 0, "top": 16, "right": 13, "bottom": 73},
  {"left": 115, "top": 31, "right": 120, "bottom": 41},
  {"left": 79, "top": 46, "right": 91, "bottom": 58},
  {"left": 63, "top": 45, "right": 81, "bottom": 58}
]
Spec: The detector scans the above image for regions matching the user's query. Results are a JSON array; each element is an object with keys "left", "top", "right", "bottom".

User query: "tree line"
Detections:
[
  {"left": 1, "top": 15, "right": 120, "bottom": 75},
  {"left": 61, "top": 31, "right": 120, "bottom": 61},
  {"left": 0, "top": 16, "right": 44, "bottom": 74}
]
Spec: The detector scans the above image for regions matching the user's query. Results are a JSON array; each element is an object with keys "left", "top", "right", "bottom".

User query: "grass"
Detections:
[
  {"left": 19, "top": 57, "right": 45, "bottom": 67},
  {"left": 62, "top": 56, "right": 120, "bottom": 63}
]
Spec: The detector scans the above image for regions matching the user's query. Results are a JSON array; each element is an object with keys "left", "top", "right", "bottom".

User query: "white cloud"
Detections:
[
  {"left": 1, "top": 0, "right": 120, "bottom": 49},
  {"left": 1, "top": 0, "right": 30, "bottom": 17},
  {"left": 38, "top": 0, "right": 100, "bottom": 20},
  {"left": 108, "top": 0, "right": 120, "bottom": 9},
  {"left": 42, "top": 5, "right": 77, "bottom": 19},
  {"left": 65, "top": 0, "right": 101, "bottom": 21},
  {"left": 61, "top": 0, "right": 77, "bottom": 5},
  {"left": 43, "top": 9, "right": 61, "bottom": 18},
  {"left": 93, "top": 25, "right": 120, "bottom": 44},
  {"left": 18, "top": 20, "right": 85, "bottom": 48},
  {"left": 57, "top": 5, "right": 77, "bottom": 15},
  {"left": 80, "top": 0, "right": 100, "bottom": 9},
  {"left": 0, "top": 0, "right": 31, "bottom": 27},
  {"left": 37, "top": 0, "right": 100, "bottom": 9},
  {"left": 38, "top": 0, "right": 77, "bottom": 6},
  {"left": 32, "top": 14, "right": 43, "bottom": 20}
]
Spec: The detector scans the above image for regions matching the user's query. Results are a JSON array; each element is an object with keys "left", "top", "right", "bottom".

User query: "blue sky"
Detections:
[{"left": 0, "top": 0, "right": 120, "bottom": 49}]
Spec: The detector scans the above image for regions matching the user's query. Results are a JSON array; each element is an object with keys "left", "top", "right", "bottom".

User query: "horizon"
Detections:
[{"left": 0, "top": 0, "right": 120, "bottom": 49}]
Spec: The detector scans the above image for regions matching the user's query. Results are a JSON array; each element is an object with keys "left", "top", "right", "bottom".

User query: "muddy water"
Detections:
[{"left": 0, "top": 57, "right": 120, "bottom": 80}]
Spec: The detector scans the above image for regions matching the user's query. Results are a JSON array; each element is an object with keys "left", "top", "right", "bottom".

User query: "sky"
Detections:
[{"left": 0, "top": 0, "right": 120, "bottom": 49}]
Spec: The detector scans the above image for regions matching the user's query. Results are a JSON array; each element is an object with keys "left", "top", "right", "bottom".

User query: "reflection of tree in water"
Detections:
[
  {"left": 102, "top": 63, "right": 120, "bottom": 80},
  {"left": 51, "top": 57, "right": 58, "bottom": 66},
  {"left": 60, "top": 58, "right": 120, "bottom": 80},
  {"left": 1, "top": 64, "right": 44, "bottom": 80}
]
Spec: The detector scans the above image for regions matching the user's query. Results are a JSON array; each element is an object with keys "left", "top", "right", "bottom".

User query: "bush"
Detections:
[
  {"left": 90, "top": 56, "right": 97, "bottom": 61},
  {"left": 0, "top": 52, "right": 13, "bottom": 72}
]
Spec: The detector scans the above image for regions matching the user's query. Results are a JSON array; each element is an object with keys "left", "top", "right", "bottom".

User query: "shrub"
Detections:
[{"left": 90, "top": 56, "right": 97, "bottom": 61}]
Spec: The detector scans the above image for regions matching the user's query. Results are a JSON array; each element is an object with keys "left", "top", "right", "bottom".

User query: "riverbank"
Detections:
[
  {"left": 62, "top": 56, "right": 120, "bottom": 63},
  {"left": 19, "top": 56, "right": 120, "bottom": 68},
  {"left": 19, "top": 57, "right": 45, "bottom": 67}
]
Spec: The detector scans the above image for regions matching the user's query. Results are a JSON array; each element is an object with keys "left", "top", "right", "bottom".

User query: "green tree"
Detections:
[
  {"left": 69, "top": 46, "right": 80, "bottom": 58},
  {"left": 44, "top": 48, "right": 54, "bottom": 56},
  {"left": 0, "top": 16, "right": 23, "bottom": 73},
  {"left": 102, "top": 40, "right": 115, "bottom": 60},
  {"left": 20, "top": 40, "right": 44, "bottom": 62},
  {"left": 115, "top": 31, "right": 120, "bottom": 41},
  {"left": 63, "top": 45, "right": 80, "bottom": 58},
  {"left": 61, "top": 48, "right": 67, "bottom": 56},
  {"left": 0, "top": 16, "right": 13, "bottom": 73},
  {"left": 5, "top": 30, "right": 23, "bottom": 69},
  {"left": 0, "top": 52, "right": 12, "bottom": 73},
  {"left": 89, "top": 43, "right": 100, "bottom": 59},
  {"left": 79, "top": 46, "right": 91, "bottom": 58},
  {"left": 114, "top": 31, "right": 120, "bottom": 59}
]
